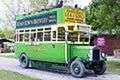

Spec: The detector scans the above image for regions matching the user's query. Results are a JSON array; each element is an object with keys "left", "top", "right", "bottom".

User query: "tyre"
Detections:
[
  {"left": 19, "top": 54, "right": 29, "bottom": 68},
  {"left": 93, "top": 61, "right": 106, "bottom": 75},
  {"left": 70, "top": 59, "right": 85, "bottom": 78}
]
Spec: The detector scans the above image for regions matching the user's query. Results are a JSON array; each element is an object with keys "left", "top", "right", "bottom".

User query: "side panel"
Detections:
[
  {"left": 67, "top": 44, "right": 90, "bottom": 61},
  {"left": 16, "top": 8, "right": 65, "bottom": 24},
  {"left": 57, "top": 8, "right": 65, "bottom": 24},
  {"left": 16, "top": 43, "right": 66, "bottom": 63}
]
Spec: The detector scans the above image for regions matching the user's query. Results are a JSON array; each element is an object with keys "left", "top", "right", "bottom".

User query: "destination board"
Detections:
[
  {"left": 65, "top": 8, "right": 85, "bottom": 23},
  {"left": 16, "top": 11, "right": 57, "bottom": 29}
]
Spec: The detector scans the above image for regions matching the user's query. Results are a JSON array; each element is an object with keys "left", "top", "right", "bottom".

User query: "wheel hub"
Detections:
[{"left": 74, "top": 67, "right": 80, "bottom": 74}]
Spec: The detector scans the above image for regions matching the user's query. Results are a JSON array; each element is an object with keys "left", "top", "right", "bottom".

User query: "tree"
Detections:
[
  {"left": 30, "top": 0, "right": 48, "bottom": 11},
  {"left": 86, "top": 0, "right": 120, "bottom": 35},
  {"left": 0, "top": 29, "right": 5, "bottom": 38},
  {"left": 0, "top": 27, "right": 15, "bottom": 39},
  {"left": 2, "top": 27, "right": 15, "bottom": 39},
  {"left": 1, "top": 0, "right": 33, "bottom": 28}
]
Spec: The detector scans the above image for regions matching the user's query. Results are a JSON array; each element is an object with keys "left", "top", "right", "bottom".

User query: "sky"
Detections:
[
  {"left": 48, "top": 0, "right": 92, "bottom": 8},
  {"left": 0, "top": 0, "right": 92, "bottom": 28},
  {"left": 74, "top": 0, "right": 92, "bottom": 8}
]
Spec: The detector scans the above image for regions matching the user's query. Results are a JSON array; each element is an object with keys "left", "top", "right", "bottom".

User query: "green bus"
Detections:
[{"left": 15, "top": 7, "right": 106, "bottom": 78}]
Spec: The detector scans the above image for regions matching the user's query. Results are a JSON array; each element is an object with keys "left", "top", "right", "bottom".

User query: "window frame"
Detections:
[
  {"left": 43, "top": 28, "right": 51, "bottom": 41},
  {"left": 57, "top": 27, "right": 66, "bottom": 41},
  {"left": 15, "top": 24, "right": 91, "bottom": 43}
]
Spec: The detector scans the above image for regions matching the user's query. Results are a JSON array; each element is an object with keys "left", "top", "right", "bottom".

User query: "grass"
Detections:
[
  {"left": 0, "top": 70, "right": 38, "bottom": 80},
  {"left": 107, "top": 60, "right": 120, "bottom": 74}
]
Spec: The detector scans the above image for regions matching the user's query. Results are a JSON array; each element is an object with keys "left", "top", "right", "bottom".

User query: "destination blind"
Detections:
[
  {"left": 16, "top": 11, "right": 57, "bottom": 29},
  {"left": 65, "top": 8, "right": 85, "bottom": 23}
]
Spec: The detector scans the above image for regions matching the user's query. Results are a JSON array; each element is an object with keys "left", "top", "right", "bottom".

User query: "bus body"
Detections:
[
  {"left": 15, "top": 7, "right": 106, "bottom": 78},
  {"left": 16, "top": 24, "right": 90, "bottom": 64}
]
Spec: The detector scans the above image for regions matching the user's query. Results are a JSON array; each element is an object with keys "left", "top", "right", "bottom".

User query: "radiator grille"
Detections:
[{"left": 92, "top": 48, "right": 100, "bottom": 61}]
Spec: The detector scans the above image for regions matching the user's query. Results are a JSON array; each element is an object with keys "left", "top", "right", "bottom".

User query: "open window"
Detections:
[
  {"left": 68, "top": 26, "right": 74, "bottom": 31},
  {"left": 30, "top": 29, "right": 36, "bottom": 42},
  {"left": 31, "top": 33, "right": 36, "bottom": 41},
  {"left": 44, "top": 28, "right": 51, "bottom": 41},
  {"left": 24, "top": 30, "right": 30, "bottom": 42},
  {"left": 18, "top": 30, "right": 24, "bottom": 42},
  {"left": 24, "top": 33, "right": 29, "bottom": 42},
  {"left": 68, "top": 32, "right": 78, "bottom": 42},
  {"left": 44, "top": 31, "right": 51, "bottom": 41},
  {"left": 79, "top": 32, "right": 89, "bottom": 42},
  {"left": 58, "top": 27, "right": 65, "bottom": 41},
  {"left": 19, "top": 34, "right": 24, "bottom": 42},
  {"left": 37, "top": 28, "right": 43, "bottom": 41},
  {"left": 37, "top": 32, "right": 43, "bottom": 41}
]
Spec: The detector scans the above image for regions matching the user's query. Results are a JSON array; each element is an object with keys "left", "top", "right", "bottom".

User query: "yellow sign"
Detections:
[{"left": 65, "top": 8, "right": 85, "bottom": 23}]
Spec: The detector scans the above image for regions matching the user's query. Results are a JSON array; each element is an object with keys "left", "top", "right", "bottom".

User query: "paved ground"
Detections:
[
  {"left": 0, "top": 53, "right": 15, "bottom": 56},
  {"left": 0, "top": 57, "right": 120, "bottom": 80}
]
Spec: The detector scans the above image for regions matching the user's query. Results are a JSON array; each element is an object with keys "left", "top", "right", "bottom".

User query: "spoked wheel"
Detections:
[
  {"left": 70, "top": 60, "right": 85, "bottom": 78},
  {"left": 93, "top": 61, "right": 106, "bottom": 75},
  {"left": 19, "top": 54, "right": 29, "bottom": 68}
]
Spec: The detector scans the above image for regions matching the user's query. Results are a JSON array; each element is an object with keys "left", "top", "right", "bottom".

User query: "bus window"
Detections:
[
  {"left": 44, "top": 31, "right": 51, "bottom": 41},
  {"left": 68, "top": 26, "right": 74, "bottom": 31},
  {"left": 31, "top": 33, "right": 36, "bottom": 41},
  {"left": 45, "top": 28, "right": 51, "bottom": 30},
  {"left": 31, "top": 29, "right": 36, "bottom": 32},
  {"left": 52, "top": 31, "right": 56, "bottom": 41},
  {"left": 19, "top": 34, "right": 24, "bottom": 42},
  {"left": 58, "top": 27, "right": 65, "bottom": 41},
  {"left": 19, "top": 30, "right": 24, "bottom": 32},
  {"left": 68, "top": 32, "right": 78, "bottom": 42},
  {"left": 80, "top": 32, "right": 89, "bottom": 42},
  {"left": 37, "top": 32, "right": 43, "bottom": 41},
  {"left": 24, "top": 33, "right": 29, "bottom": 42},
  {"left": 25, "top": 30, "right": 29, "bottom": 32},
  {"left": 38, "top": 29, "right": 43, "bottom": 31}
]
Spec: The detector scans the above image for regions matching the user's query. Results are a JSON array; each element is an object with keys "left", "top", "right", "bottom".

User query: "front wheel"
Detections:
[
  {"left": 93, "top": 61, "right": 106, "bottom": 75},
  {"left": 19, "top": 54, "right": 29, "bottom": 68},
  {"left": 70, "top": 59, "right": 85, "bottom": 78}
]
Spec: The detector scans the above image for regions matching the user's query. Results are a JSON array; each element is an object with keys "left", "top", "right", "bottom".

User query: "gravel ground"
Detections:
[{"left": 0, "top": 57, "right": 120, "bottom": 80}]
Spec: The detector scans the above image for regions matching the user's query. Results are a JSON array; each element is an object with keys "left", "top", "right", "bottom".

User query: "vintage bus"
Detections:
[{"left": 15, "top": 7, "right": 106, "bottom": 78}]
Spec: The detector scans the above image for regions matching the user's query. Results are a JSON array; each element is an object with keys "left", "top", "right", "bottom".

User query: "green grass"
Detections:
[
  {"left": 107, "top": 60, "right": 120, "bottom": 74},
  {"left": 0, "top": 70, "right": 38, "bottom": 80}
]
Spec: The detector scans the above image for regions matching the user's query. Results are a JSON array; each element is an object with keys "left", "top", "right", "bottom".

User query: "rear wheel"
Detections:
[
  {"left": 19, "top": 54, "right": 29, "bottom": 68},
  {"left": 93, "top": 61, "right": 106, "bottom": 75},
  {"left": 70, "top": 59, "right": 85, "bottom": 78}
]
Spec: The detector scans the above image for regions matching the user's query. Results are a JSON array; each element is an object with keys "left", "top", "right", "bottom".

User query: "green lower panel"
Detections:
[
  {"left": 16, "top": 43, "right": 66, "bottom": 63},
  {"left": 67, "top": 44, "right": 90, "bottom": 61}
]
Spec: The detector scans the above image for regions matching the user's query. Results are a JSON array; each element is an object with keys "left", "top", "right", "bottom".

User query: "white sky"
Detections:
[
  {"left": 48, "top": 0, "right": 92, "bottom": 8},
  {"left": 0, "top": 0, "right": 92, "bottom": 28},
  {"left": 74, "top": 0, "right": 92, "bottom": 8}
]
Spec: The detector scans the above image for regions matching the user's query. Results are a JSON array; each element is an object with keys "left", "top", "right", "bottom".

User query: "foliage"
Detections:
[
  {"left": 0, "top": 70, "right": 38, "bottom": 80},
  {"left": 107, "top": 60, "right": 120, "bottom": 74},
  {"left": 30, "top": 0, "right": 49, "bottom": 11},
  {"left": 0, "top": 29, "right": 5, "bottom": 38},
  {"left": 0, "top": 27, "right": 15, "bottom": 39},
  {"left": 86, "top": 0, "right": 120, "bottom": 35}
]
